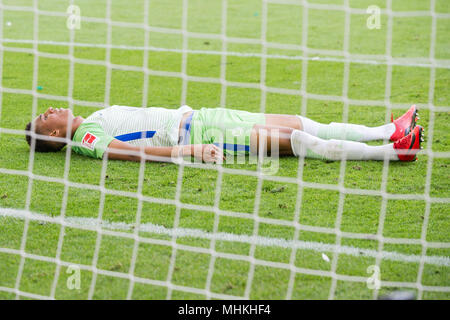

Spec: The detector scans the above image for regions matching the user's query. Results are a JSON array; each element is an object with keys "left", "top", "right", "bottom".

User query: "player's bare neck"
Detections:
[{"left": 70, "top": 116, "right": 85, "bottom": 139}]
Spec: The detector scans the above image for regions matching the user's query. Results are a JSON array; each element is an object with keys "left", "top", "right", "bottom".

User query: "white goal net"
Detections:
[{"left": 0, "top": 0, "right": 449, "bottom": 300}]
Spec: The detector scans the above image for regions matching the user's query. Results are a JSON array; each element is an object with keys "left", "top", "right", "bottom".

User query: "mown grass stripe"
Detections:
[{"left": 1, "top": 207, "right": 449, "bottom": 267}]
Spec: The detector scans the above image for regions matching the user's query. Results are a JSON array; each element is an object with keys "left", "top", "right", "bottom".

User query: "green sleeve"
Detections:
[{"left": 72, "top": 122, "right": 115, "bottom": 159}]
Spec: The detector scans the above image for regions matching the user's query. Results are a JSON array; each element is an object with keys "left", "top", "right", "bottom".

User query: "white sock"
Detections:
[
  {"left": 298, "top": 115, "right": 395, "bottom": 142},
  {"left": 290, "top": 130, "right": 398, "bottom": 161}
]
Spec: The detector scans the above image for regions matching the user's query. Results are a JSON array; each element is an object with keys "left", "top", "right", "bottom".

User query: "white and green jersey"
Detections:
[{"left": 72, "top": 105, "right": 192, "bottom": 159}]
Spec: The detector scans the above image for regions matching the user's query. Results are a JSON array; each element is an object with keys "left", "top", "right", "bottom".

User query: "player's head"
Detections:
[{"left": 25, "top": 107, "right": 74, "bottom": 152}]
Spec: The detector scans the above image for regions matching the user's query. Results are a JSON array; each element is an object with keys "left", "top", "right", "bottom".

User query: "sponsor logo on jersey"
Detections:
[{"left": 81, "top": 132, "right": 98, "bottom": 150}]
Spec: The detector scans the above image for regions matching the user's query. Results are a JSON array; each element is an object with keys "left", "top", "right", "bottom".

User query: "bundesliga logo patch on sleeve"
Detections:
[{"left": 81, "top": 132, "right": 98, "bottom": 150}]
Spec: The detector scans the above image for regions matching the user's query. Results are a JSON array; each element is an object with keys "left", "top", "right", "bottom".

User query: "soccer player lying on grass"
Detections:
[{"left": 24, "top": 104, "right": 423, "bottom": 163}]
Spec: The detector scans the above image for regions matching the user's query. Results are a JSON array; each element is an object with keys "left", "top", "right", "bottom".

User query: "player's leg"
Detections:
[
  {"left": 250, "top": 124, "right": 295, "bottom": 156},
  {"left": 250, "top": 124, "right": 396, "bottom": 160},
  {"left": 251, "top": 123, "right": 423, "bottom": 161},
  {"left": 264, "top": 105, "right": 418, "bottom": 142},
  {"left": 264, "top": 114, "right": 303, "bottom": 130},
  {"left": 265, "top": 113, "right": 396, "bottom": 142}
]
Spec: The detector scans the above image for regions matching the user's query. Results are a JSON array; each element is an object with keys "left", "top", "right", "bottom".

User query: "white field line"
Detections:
[
  {"left": 1, "top": 207, "right": 449, "bottom": 268},
  {"left": 2, "top": 39, "right": 450, "bottom": 70}
]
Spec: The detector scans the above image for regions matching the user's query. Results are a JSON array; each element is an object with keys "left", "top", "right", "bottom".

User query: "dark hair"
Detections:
[{"left": 25, "top": 121, "right": 66, "bottom": 153}]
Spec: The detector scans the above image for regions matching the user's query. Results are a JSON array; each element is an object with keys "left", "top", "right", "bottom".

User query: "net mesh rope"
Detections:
[{"left": 0, "top": 0, "right": 448, "bottom": 300}]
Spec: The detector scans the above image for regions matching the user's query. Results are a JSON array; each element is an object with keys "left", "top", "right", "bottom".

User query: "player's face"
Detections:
[{"left": 34, "top": 107, "right": 74, "bottom": 136}]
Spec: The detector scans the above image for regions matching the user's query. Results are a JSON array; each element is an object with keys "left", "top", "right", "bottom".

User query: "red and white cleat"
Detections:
[
  {"left": 390, "top": 105, "right": 419, "bottom": 142},
  {"left": 394, "top": 125, "right": 424, "bottom": 162}
]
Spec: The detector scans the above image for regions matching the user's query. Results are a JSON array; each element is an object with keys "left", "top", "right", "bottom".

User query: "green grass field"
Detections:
[{"left": 0, "top": 0, "right": 449, "bottom": 300}]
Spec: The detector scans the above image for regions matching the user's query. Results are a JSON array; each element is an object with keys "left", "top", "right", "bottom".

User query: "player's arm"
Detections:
[{"left": 105, "top": 139, "right": 225, "bottom": 163}]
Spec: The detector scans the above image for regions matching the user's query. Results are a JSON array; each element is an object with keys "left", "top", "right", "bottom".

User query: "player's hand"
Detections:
[{"left": 191, "top": 144, "right": 225, "bottom": 163}]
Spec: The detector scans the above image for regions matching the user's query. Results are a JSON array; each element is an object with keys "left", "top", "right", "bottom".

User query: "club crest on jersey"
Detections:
[{"left": 81, "top": 132, "right": 98, "bottom": 150}]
